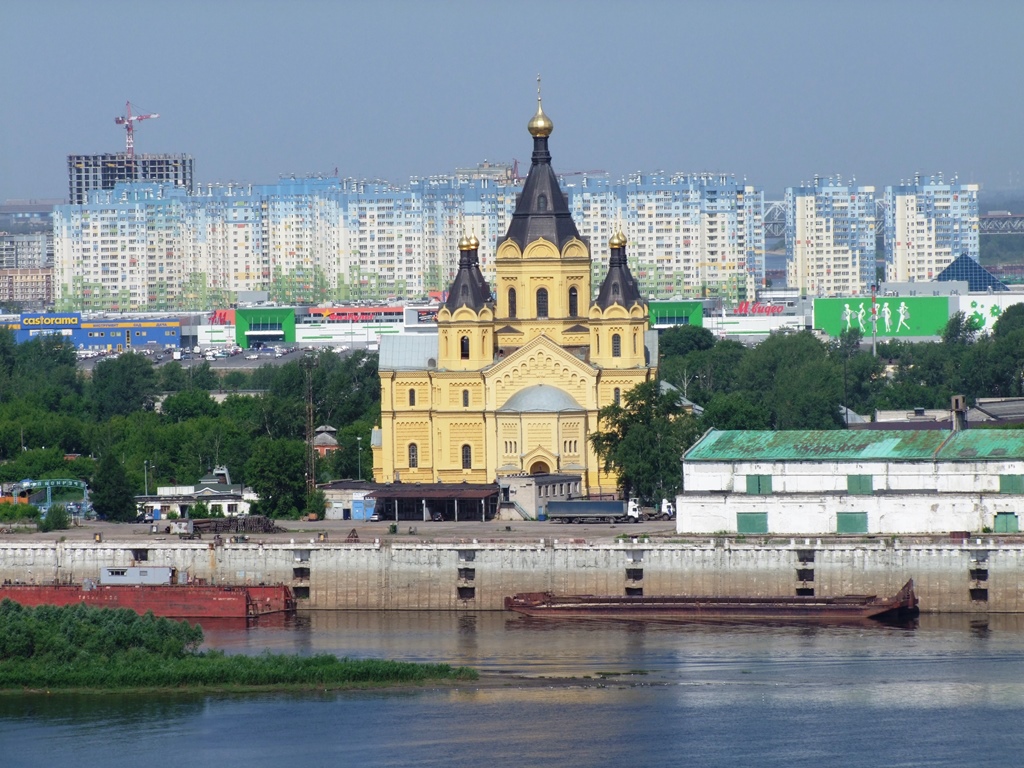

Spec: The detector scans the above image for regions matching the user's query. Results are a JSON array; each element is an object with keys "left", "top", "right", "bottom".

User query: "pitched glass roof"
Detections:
[{"left": 935, "top": 254, "right": 1008, "bottom": 292}]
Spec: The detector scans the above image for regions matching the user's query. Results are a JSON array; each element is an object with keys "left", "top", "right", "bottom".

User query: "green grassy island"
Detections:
[{"left": 0, "top": 600, "right": 477, "bottom": 692}]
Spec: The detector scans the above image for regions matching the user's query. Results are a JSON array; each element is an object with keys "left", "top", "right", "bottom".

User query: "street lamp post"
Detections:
[
  {"left": 144, "top": 460, "right": 149, "bottom": 496},
  {"left": 357, "top": 436, "right": 362, "bottom": 481}
]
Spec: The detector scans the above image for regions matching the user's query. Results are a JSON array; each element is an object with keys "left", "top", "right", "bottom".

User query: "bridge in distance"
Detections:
[{"left": 762, "top": 201, "right": 1023, "bottom": 238}]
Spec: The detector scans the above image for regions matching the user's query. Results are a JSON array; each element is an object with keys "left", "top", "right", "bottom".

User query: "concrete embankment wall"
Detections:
[{"left": 0, "top": 538, "right": 1017, "bottom": 613}]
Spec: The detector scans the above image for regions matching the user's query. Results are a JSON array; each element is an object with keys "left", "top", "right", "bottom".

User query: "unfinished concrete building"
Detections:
[{"left": 67, "top": 153, "right": 194, "bottom": 205}]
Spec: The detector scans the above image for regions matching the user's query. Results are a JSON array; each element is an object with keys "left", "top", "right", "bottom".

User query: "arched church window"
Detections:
[
  {"left": 508, "top": 288, "right": 517, "bottom": 318},
  {"left": 408, "top": 388, "right": 416, "bottom": 406},
  {"left": 461, "top": 284, "right": 469, "bottom": 298},
  {"left": 614, "top": 388, "right": 621, "bottom": 405},
  {"left": 536, "top": 287, "right": 548, "bottom": 318},
  {"left": 462, "top": 389, "right": 469, "bottom": 407},
  {"left": 460, "top": 335, "right": 470, "bottom": 360},
  {"left": 537, "top": 194, "right": 547, "bottom": 211},
  {"left": 568, "top": 286, "right": 578, "bottom": 317},
  {"left": 612, "top": 282, "right": 620, "bottom": 297},
  {"left": 461, "top": 444, "right": 472, "bottom": 469},
  {"left": 408, "top": 444, "right": 418, "bottom": 468},
  {"left": 612, "top": 333, "right": 621, "bottom": 357}
]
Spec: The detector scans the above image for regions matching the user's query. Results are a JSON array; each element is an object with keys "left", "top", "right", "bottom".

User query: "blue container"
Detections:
[{"left": 537, "top": 512, "right": 547, "bottom": 521}]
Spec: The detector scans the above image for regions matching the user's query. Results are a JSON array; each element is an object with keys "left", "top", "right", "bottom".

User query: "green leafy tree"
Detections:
[
  {"left": 244, "top": 437, "right": 306, "bottom": 518},
  {"left": 187, "top": 361, "right": 219, "bottom": 391},
  {"left": 994, "top": 303, "right": 1024, "bottom": 338},
  {"left": 305, "top": 488, "right": 327, "bottom": 519},
  {"left": 700, "top": 392, "right": 772, "bottom": 430},
  {"left": 943, "top": 311, "right": 977, "bottom": 346},
  {"left": 188, "top": 500, "right": 218, "bottom": 519},
  {"left": 659, "top": 325, "right": 716, "bottom": 359},
  {"left": 736, "top": 331, "right": 843, "bottom": 429},
  {"left": 38, "top": 503, "right": 70, "bottom": 532},
  {"left": 0, "top": 501, "right": 39, "bottom": 524},
  {"left": 158, "top": 362, "right": 188, "bottom": 392},
  {"left": 90, "top": 452, "right": 137, "bottom": 522},
  {"left": 89, "top": 353, "right": 158, "bottom": 419},
  {"left": 162, "top": 390, "right": 219, "bottom": 422},
  {"left": 590, "top": 380, "right": 702, "bottom": 504}
]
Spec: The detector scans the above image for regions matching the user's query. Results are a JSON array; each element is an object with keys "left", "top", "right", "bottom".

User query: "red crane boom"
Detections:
[{"left": 115, "top": 101, "right": 159, "bottom": 158}]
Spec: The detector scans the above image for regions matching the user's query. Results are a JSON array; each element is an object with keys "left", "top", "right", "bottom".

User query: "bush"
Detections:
[
  {"left": 0, "top": 502, "right": 39, "bottom": 524},
  {"left": 38, "top": 504, "right": 70, "bottom": 532}
]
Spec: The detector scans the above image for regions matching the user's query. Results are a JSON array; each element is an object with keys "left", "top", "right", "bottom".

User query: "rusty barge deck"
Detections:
[{"left": 505, "top": 579, "right": 919, "bottom": 622}]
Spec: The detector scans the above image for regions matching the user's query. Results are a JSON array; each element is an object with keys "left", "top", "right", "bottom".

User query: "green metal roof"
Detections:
[
  {"left": 935, "top": 430, "right": 1024, "bottom": 460},
  {"left": 684, "top": 429, "right": 953, "bottom": 462}
]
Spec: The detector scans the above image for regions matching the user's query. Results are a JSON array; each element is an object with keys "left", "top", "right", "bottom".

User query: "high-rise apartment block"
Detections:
[
  {"left": 53, "top": 170, "right": 764, "bottom": 312},
  {"left": 67, "top": 153, "right": 194, "bottom": 205},
  {"left": 785, "top": 178, "right": 876, "bottom": 297},
  {"left": 883, "top": 176, "right": 979, "bottom": 283}
]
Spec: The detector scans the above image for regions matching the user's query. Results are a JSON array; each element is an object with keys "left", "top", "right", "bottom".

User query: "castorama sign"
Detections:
[{"left": 19, "top": 313, "right": 81, "bottom": 339}]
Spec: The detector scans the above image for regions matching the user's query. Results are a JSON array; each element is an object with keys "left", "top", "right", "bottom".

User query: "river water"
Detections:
[{"left": 4, "top": 611, "right": 1024, "bottom": 767}]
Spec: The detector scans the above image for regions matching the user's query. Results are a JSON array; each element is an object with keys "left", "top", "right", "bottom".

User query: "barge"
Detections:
[
  {"left": 505, "top": 579, "right": 919, "bottom": 623},
  {"left": 0, "top": 566, "right": 296, "bottom": 620}
]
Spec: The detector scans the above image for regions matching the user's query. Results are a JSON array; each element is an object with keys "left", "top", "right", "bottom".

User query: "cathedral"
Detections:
[{"left": 371, "top": 95, "right": 657, "bottom": 496}]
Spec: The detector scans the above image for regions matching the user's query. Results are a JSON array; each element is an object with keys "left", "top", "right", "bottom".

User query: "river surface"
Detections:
[{"left": 4, "top": 611, "right": 1024, "bottom": 768}]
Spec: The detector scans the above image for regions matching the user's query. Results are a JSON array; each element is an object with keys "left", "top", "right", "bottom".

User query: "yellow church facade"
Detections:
[{"left": 371, "top": 96, "right": 657, "bottom": 497}]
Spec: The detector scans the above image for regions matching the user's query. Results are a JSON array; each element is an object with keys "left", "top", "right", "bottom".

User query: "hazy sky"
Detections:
[{"left": 2, "top": 0, "right": 1022, "bottom": 202}]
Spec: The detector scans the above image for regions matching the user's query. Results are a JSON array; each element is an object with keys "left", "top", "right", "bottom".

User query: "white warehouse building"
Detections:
[{"left": 678, "top": 429, "right": 1024, "bottom": 536}]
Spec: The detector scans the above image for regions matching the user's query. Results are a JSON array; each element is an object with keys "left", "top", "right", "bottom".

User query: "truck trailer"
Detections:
[{"left": 544, "top": 498, "right": 674, "bottom": 523}]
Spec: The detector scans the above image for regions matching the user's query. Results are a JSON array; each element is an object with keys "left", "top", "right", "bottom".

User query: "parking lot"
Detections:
[{"left": 75, "top": 344, "right": 364, "bottom": 373}]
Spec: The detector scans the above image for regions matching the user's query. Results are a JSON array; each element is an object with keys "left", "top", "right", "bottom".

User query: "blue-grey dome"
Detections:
[{"left": 498, "top": 384, "right": 583, "bottom": 413}]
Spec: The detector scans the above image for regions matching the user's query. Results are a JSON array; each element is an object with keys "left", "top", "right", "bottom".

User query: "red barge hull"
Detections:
[
  {"left": 0, "top": 583, "right": 296, "bottom": 620},
  {"left": 505, "top": 579, "right": 919, "bottom": 623}
]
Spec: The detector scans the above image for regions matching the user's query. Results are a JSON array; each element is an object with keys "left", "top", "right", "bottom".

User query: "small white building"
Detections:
[
  {"left": 136, "top": 466, "right": 255, "bottom": 520},
  {"left": 678, "top": 429, "right": 1024, "bottom": 535},
  {"left": 497, "top": 473, "right": 583, "bottom": 520}
]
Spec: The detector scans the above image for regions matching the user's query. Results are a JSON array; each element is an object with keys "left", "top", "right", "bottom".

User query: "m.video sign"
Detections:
[{"left": 813, "top": 296, "right": 951, "bottom": 338}]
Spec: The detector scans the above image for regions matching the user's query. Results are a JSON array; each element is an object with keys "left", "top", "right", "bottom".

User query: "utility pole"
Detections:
[{"left": 302, "top": 353, "right": 317, "bottom": 498}]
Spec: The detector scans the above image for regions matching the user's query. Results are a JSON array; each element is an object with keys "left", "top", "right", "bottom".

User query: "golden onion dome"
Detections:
[
  {"left": 608, "top": 230, "right": 626, "bottom": 249},
  {"left": 527, "top": 98, "right": 554, "bottom": 138},
  {"left": 458, "top": 234, "right": 473, "bottom": 251},
  {"left": 468, "top": 233, "right": 480, "bottom": 249}
]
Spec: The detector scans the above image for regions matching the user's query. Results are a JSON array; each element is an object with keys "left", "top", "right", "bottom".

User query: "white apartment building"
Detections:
[
  {"left": 569, "top": 174, "right": 765, "bottom": 304},
  {"left": 53, "top": 173, "right": 765, "bottom": 311},
  {"left": 53, "top": 185, "right": 189, "bottom": 311},
  {"left": 786, "top": 178, "right": 876, "bottom": 297},
  {"left": 884, "top": 176, "right": 980, "bottom": 283}
]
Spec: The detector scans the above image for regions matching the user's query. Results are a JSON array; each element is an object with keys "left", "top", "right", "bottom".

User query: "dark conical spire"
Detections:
[
  {"left": 445, "top": 235, "right": 491, "bottom": 313},
  {"left": 595, "top": 231, "right": 643, "bottom": 310},
  {"left": 499, "top": 84, "right": 581, "bottom": 252}
]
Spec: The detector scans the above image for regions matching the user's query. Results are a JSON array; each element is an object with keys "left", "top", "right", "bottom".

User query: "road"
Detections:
[{"left": 5, "top": 517, "right": 680, "bottom": 547}]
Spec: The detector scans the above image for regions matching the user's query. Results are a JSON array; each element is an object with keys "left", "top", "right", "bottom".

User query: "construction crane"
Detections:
[
  {"left": 510, "top": 159, "right": 606, "bottom": 183},
  {"left": 557, "top": 169, "right": 607, "bottom": 178},
  {"left": 115, "top": 101, "right": 159, "bottom": 158}
]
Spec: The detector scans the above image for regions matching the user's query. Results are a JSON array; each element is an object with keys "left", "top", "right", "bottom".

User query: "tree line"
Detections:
[
  {"left": 5, "top": 305, "right": 1023, "bottom": 522},
  {"left": 590, "top": 305, "right": 1024, "bottom": 505},
  {"left": 0, "top": 329, "right": 379, "bottom": 521}
]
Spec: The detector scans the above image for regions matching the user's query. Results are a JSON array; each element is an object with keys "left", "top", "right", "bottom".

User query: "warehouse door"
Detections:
[{"left": 995, "top": 513, "right": 1019, "bottom": 533}]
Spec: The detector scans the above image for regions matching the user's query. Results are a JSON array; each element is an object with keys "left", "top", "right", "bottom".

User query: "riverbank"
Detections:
[
  {"left": 0, "top": 602, "right": 476, "bottom": 693},
  {"left": 2, "top": 520, "right": 1020, "bottom": 613}
]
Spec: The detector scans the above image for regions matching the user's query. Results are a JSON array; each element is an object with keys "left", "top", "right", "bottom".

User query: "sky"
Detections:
[{"left": 2, "top": 0, "right": 1023, "bottom": 203}]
